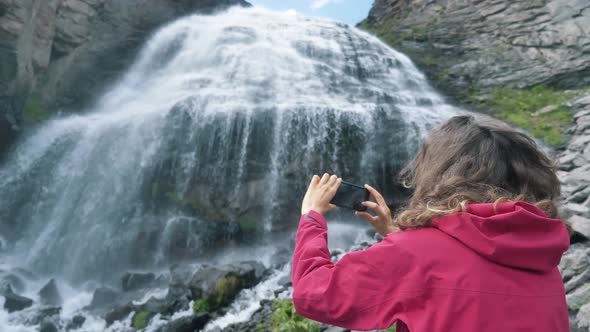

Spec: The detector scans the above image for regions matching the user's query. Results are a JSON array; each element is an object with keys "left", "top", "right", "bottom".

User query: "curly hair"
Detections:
[{"left": 393, "top": 115, "right": 561, "bottom": 230}]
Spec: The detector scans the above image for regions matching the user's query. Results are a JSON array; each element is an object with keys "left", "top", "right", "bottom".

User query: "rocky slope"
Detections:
[
  {"left": 360, "top": 0, "right": 590, "bottom": 101},
  {"left": 557, "top": 93, "right": 590, "bottom": 331},
  {"left": 0, "top": 0, "right": 250, "bottom": 153}
]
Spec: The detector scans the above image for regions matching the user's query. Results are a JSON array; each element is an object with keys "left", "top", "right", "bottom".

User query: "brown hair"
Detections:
[{"left": 393, "top": 114, "right": 561, "bottom": 230}]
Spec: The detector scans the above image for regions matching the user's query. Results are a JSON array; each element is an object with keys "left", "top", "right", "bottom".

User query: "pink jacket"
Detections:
[{"left": 292, "top": 201, "right": 570, "bottom": 331}]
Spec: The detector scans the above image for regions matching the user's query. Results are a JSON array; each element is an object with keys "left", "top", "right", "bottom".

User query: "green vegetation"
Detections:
[
  {"left": 23, "top": 94, "right": 50, "bottom": 124},
  {"left": 214, "top": 274, "right": 240, "bottom": 307},
  {"left": 238, "top": 218, "right": 262, "bottom": 233},
  {"left": 468, "top": 85, "right": 580, "bottom": 145},
  {"left": 192, "top": 298, "right": 210, "bottom": 313},
  {"left": 271, "top": 300, "right": 320, "bottom": 332},
  {"left": 132, "top": 310, "right": 150, "bottom": 330},
  {"left": 255, "top": 322, "right": 270, "bottom": 331}
]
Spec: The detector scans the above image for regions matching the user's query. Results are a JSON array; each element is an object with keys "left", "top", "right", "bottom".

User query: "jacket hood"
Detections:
[{"left": 431, "top": 201, "right": 570, "bottom": 273}]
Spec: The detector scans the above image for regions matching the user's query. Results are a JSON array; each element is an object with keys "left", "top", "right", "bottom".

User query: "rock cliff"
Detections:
[
  {"left": 0, "top": 0, "right": 250, "bottom": 152},
  {"left": 360, "top": 0, "right": 590, "bottom": 101}
]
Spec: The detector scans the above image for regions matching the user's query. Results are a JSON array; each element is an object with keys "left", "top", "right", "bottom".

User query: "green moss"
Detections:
[
  {"left": 192, "top": 298, "right": 210, "bottom": 313},
  {"left": 418, "top": 56, "right": 436, "bottom": 67},
  {"left": 468, "top": 85, "right": 583, "bottom": 146},
  {"left": 132, "top": 310, "right": 150, "bottom": 330},
  {"left": 238, "top": 218, "right": 261, "bottom": 232},
  {"left": 271, "top": 300, "right": 320, "bottom": 332},
  {"left": 212, "top": 274, "right": 240, "bottom": 308},
  {"left": 255, "top": 322, "right": 270, "bottom": 331},
  {"left": 23, "top": 94, "right": 50, "bottom": 124}
]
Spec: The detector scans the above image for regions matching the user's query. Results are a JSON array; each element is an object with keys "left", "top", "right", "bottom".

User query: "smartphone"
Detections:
[{"left": 331, "top": 180, "right": 370, "bottom": 211}]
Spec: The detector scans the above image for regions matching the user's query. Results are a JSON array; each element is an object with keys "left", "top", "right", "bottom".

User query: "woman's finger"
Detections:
[
  {"left": 361, "top": 201, "right": 381, "bottom": 211},
  {"left": 328, "top": 203, "right": 337, "bottom": 211},
  {"left": 330, "top": 177, "right": 342, "bottom": 190},
  {"left": 355, "top": 211, "right": 376, "bottom": 223},
  {"left": 327, "top": 174, "right": 338, "bottom": 187},
  {"left": 364, "top": 184, "right": 388, "bottom": 209},
  {"left": 308, "top": 174, "right": 320, "bottom": 189},
  {"left": 319, "top": 173, "right": 330, "bottom": 185}
]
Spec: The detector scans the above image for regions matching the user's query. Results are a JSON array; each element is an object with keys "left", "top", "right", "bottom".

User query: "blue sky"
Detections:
[{"left": 248, "top": 0, "right": 374, "bottom": 26}]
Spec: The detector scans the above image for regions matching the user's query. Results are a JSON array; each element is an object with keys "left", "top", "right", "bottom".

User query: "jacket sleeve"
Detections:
[{"left": 291, "top": 210, "right": 413, "bottom": 330}]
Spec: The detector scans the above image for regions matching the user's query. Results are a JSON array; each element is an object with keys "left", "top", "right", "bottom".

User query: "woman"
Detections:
[{"left": 292, "top": 115, "right": 570, "bottom": 331}]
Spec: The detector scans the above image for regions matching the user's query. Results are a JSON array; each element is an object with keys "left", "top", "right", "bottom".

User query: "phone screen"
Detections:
[{"left": 331, "top": 181, "right": 370, "bottom": 211}]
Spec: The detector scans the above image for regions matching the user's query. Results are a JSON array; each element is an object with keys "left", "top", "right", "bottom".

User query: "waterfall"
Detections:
[{"left": 0, "top": 7, "right": 456, "bottom": 284}]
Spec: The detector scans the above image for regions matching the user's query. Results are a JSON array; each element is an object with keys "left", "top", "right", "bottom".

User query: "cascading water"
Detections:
[{"left": 0, "top": 7, "right": 457, "bottom": 331}]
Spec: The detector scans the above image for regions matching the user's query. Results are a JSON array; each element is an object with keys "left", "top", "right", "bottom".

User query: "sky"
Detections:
[{"left": 247, "top": 0, "right": 374, "bottom": 26}]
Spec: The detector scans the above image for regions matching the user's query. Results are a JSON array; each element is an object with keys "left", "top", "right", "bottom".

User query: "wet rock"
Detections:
[
  {"left": 105, "top": 302, "right": 134, "bottom": 327},
  {"left": 188, "top": 261, "right": 266, "bottom": 310},
  {"left": 154, "top": 313, "right": 210, "bottom": 332},
  {"left": 2, "top": 288, "right": 34, "bottom": 312},
  {"left": 66, "top": 315, "right": 86, "bottom": 330},
  {"left": 40, "top": 317, "right": 59, "bottom": 332},
  {"left": 121, "top": 272, "right": 156, "bottom": 291},
  {"left": 28, "top": 306, "right": 61, "bottom": 325},
  {"left": 0, "top": 273, "right": 26, "bottom": 293},
  {"left": 131, "top": 309, "right": 157, "bottom": 330},
  {"left": 38, "top": 278, "right": 63, "bottom": 306},
  {"left": 88, "top": 286, "right": 119, "bottom": 310}
]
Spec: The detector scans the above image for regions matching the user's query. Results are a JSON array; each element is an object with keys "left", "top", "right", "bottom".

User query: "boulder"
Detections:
[
  {"left": 121, "top": 272, "right": 156, "bottom": 291},
  {"left": 29, "top": 306, "right": 61, "bottom": 325},
  {"left": 2, "top": 288, "right": 34, "bottom": 312},
  {"left": 0, "top": 273, "right": 26, "bottom": 294},
  {"left": 154, "top": 313, "right": 210, "bottom": 332},
  {"left": 559, "top": 244, "right": 590, "bottom": 282},
  {"left": 569, "top": 215, "right": 590, "bottom": 241},
  {"left": 87, "top": 286, "right": 119, "bottom": 310},
  {"left": 188, "top": 261, "right": 266, "bottom": 311},
  {"left": 567, "top": 283, "right": 590, "bottom": 311},
  {"left": 577, "top": 302, "right": 590, "bottom": 331},
  {"left": 66, "top": 315, "right": 86, "bottom": 330},
  {"left": 104, "top": 302, "right": 134, "bottom": 327},
  {"left": 39, "top": 318, "right": 59, "bottom": 332},
  {"left": 38, "top": 278, "right": 63, "bottom": 306}
]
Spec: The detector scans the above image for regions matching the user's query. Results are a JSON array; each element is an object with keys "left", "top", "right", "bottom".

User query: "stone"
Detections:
[
  {"left": 2, "top": 289, "right": 33, "bottom": 312},
  {"left": 105, "top": 303, "right": 134, "bottom": 326},
  {"left": 38, "top": 278, "right": 63, "bottom": 306},
  {"left": 567, "top": 283, "right": 590, "bottom": 311},
  {"left": 88, "top": 287, "right": 119, "bottom": 310},
  {"left": 569, "top": 215, "right": 590, "bottom": 240},
  {"left": 568, "top": 187, "right": 590, "bottom": 204},
  {"left": 39, "top": 318, "right": 59, "bottom": 332},
  {"left": 188, "top": 261, "right": 266, "bottom": 310},
  {"left": 0, "top": 273, "right": 26, "bottom": 293},
  {"left": 566, "top": 269, "right": 590, "bottom": 293},
  {"left": 154, "top": 313, "right": 211, "bottom": 332},
  {"left": 565, "top": 203, "right": 590, "bottom": 216},
  {"left": 577, "top": 302, "right": 590, "bottom": 330},
  {"left": 66, "top": 315, "right": 86, "bottom": 330},
  {"left": 121, "top": 272, "right": 156, "bottom": 291},
  {"left": 560, "top": 244, "right": 590, "bottom": 282}
]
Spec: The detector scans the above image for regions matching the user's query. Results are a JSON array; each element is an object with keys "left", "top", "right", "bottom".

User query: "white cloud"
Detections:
[{"left": 309, "top": 0, "right": 343, "bottom": 10}]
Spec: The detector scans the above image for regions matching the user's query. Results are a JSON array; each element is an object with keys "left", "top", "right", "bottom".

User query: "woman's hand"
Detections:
[
  {"left": 355, "top": 184, "right": 399, "bottom": 236},
  {"left": 301, "top": 173, "right": 342, "bottom": 215}
]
